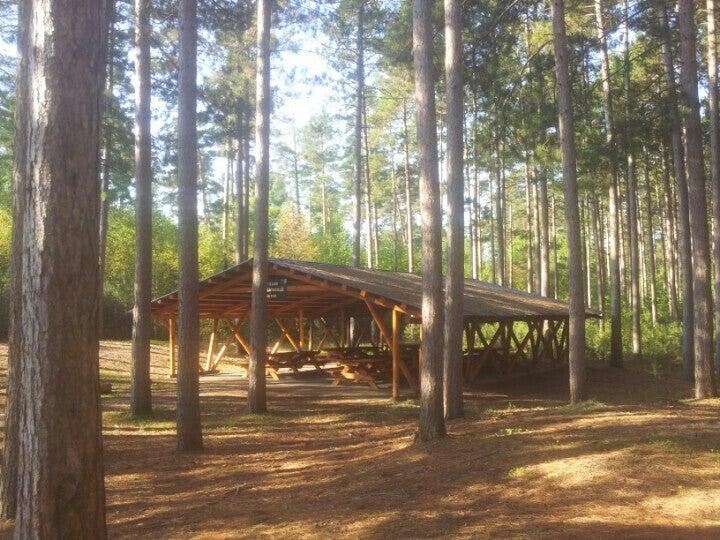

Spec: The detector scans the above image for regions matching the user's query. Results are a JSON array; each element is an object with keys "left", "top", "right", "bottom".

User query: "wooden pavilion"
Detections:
[{"left": 150, "top": 258, "right": 597, "bottom": 400}]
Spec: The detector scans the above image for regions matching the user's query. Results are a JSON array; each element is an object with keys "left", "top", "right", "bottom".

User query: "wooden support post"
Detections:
[
  {"left": 340, "top": 308, "right": 347, "bottom": 347},
  {"left": 168, "top": 318, "right": 177, "bottom": 378},
  {"left": 392, "top": 308, "right": 401, "bottom": 401},
  {"left": 205, "top": 318, "right": 218, "bottom": 371},
  {"left": 364, "top": 300, "right": 393, "bottom": 348},
  {"left": 299, "top": 310, "right": 305, "bottom": 350},
  {"left": 308, "top": 318, "right": 314, "bottom": 350}
]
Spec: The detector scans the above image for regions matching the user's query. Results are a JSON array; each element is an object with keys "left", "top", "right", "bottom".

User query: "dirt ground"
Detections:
[{"left": 1, "top": 340, "right": 720, "bottom": 538}]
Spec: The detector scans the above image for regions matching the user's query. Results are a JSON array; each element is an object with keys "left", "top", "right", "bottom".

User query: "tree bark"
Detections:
[
  {"left": 707, "top": 0, "right": 720, "bottom": 372},
  {"left": 659, "top": 4, "right": 693, "bottom": 379},
  {"left": 551, "top": 0, "right": 586, "bottom": 403},
  {"left": 243, "top": 98, "right": 251, "bottom": 259},
  {"left": 235, "top": 102, "right": 245, "bottom": 263},
  {"left": 443, "top": 0, "right": 464, "bottom": 420},
  {"left": 660, "top": 143, "right": 679, "bottom": 319},
  {"left": 248, "top": 0, "right": 272, "bottom": 413},
  {"left": 412, "top": 0, "right": 446, "bottom": 441},
  {"left": 678, "top": 0, "right": 716, "bottom": 398},
  {"left": 98, "top": 0, "right": 117, "bottom": 338},
  {"left": 403, "top": 99, "right": 414, "bottom": 273},
  {"left": 131, "top": 0, "right": 153, "bottom": 418},
  {"left": 13, "top": 0, "right": 109, "bottom": 534},
  {"left": 627, "top": 155, "right": 641, "bottom": 356},
  {"left": 594, "top": 0, "right": 622, "bottom": 367},
  {"left": 177, "top": 0, "right": 203, "bottom": 451},
  {"left": 643, "top": 149, "right": 658, "bottom": 325},
  {"left": 353, "top": 1, "right": 364, "bottom": 268}
]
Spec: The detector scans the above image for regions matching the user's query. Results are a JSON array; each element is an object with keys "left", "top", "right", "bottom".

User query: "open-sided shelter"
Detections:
[{"left": 151, "top": 258, "right": 597, "bottom": 399}]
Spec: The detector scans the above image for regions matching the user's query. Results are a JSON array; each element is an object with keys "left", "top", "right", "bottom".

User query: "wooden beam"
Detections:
[
  {"left": 392, "top": 308, "right": 400, "bottom": 401},
  {"left": 168, "top": 318, "right": 177, "bottom": 378},
  {"left": 364, "top": 300, "right": 392, "bottom": 349},
  {"left": 274, "top": 318, "right": 301, "bottom": 351},
  {"left": 225, "top": 318, "right": 252, "bottom": 356},
  {"left": 204, "top": 318, "right": 218, "bottom": 371}
]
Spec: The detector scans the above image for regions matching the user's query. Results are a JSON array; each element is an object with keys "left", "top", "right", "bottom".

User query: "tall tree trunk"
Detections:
[
  {"left": 627, "top": 155, "right": 641, "bottom": 355},
  {"left": 235, "top": 103, "right": 245, "bottom": 263},
  {"left": 594, "top": 0, "right": 622, "bottom": 367},
  {"left": 551, "top": 195, "right": 559, "bottom": 298},
  {"left": 13, "top": 0, "right": 109, "bottom": 534},
  {"left": 248, "top": 0, "right": 272, "bottom": 412},
  {"left": 623, "top": 0, "right": 641, "bottom": 356},
  {"left": 678, "top": 0, "right": 717, "bottom": 398},
  {"left": 353, "top": 1, "right": 364, "bottom": 268},
  {"left": 292, "top": 123, "right": 301, "bottom": 212},
  {"left": 659, "top": 5, "right": 694, "bottom": 379},
  {"left": 494, "top": 135, "right": 506, "bottom": 286},
  {"left": 660, "top": 144, "right": 679, "bottom": 319},
  {"left": 391, "top": 151, "right": 399, "bottom": 270},
  {"left": 525, "top": 159, "right": 534, "bottom": 293},
  {"left": 243, "top": 100, "right": 251, "bottom": 259},
  {"left": 707, "top": 0, "right": 720, "bottom": 372},
  {"left": 443, "top": 0, "right": 464, "bottom": 419},
  {"left": 177, "top": 0, "right": 203, "bottom": 451},
  {"left": 592, "top": 194, "right": 607, "bottom": 329},
  {"left": 538, "top": 171, "right": 549, "bottom": 296},
  {"left": 403, "top": 99, "right": 414, "bottom": 273},
  {"left": 98, "top": 1, "right": 118, "bottom": 337},
  {"left": 131, "top": 0, "right": 153, "bottom": 418},
  {"left": 362, "top": 95, "right": 374, "bottom": 268},
  {"left": 643, "top": 149, "right": 658, "bottom": 325},
  {"left": 552, "top": 0, "right": 586, "bottom": 403},
  {"left": 413, "top": 0, "right": 446, "bottom": 441},
  {"left": 222, "top": 139, "right": 231, "bottom": 266}
]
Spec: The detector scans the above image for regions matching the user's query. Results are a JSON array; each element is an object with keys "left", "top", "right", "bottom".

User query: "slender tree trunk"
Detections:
[
  {"left": 592, "top": 194, "right": 607, "bottom": 328},
  {"left": 594, "top": 0, "right": 622, "bottom": 367},
  {"left": 582, "top": 200, "right": 592, "bottom": 308},
  {"left": 678, "top": 0, "right": 716, "bottom": 398},
  {"left": 292, "top": 123, "right": 301, "bottom": 212},
  {"left": 403, "top": 99, "right": 414, "bottom": 273},
  {"left": 660, "top": 144, "right": 679, "bottom": 319},
  {"left": 525, "top": 158, "right": 534, "bottom": 293},
  {"left": 551, "top": 195, "right": 559, "bottom": 298},
  {"left": 248, "top": 0, "right": 271, "bottom": 413},
  {"left": 490, "top": 174, "right": 497, "bottom": 284},
  {"left": 235, "top": 103, "right": 245, "bottom": 263},
  {"left": 443, "top": 0, "right": 464, "bottom": 419},
  {"left": 627, "top": 155, "right": 641, "bottom": 355},
  {"left": 552, "top": 0, "right": 586, "bottom": 403},
  {"left": 643, "top": 149, "right": 658, "bottom": 325},
  {"left": 494, "top": 136, "right": 506, "bottom": 286},
  {"left": 131, "top": 0, "right": 153, "bottom": 418},
  {"left": 622, "top": 0, "right": 641, "bottom": 357},
  {"left": 391, "top": 152, "right": 399, "bottom": 270},
  {"left": 353, "top": 2, "right": 364, "bottom": 268},
  {"left": 707, "top": 0, "right": 720, "bottom": 372},
  {"left": 177, "top": 0, "right": 203, "bottom": 451},
  {"left": 98, "top": 1, "right": 118, "bottom": 337},
  {"left": 13, "top": 0, "right": 109, "bottom": 534},
  {"left": 660, "top": 5, "right": 694, "bottom": 379},
  {"left": 413, "top": 0, "right": 446, "bottom": 441},
  {"left": 538, "top": 171, "right": 549, "bottom": 296},
  {"left": 243, "top": 101, "right": 251, "bottom": 259}
]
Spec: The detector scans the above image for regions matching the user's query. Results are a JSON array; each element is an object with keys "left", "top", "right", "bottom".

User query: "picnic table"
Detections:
[
  {"left": 237, "top": 350, "right": 323, "bottom": 380},
  {"left": 322, "top": 347, "right": 391, "bottom": 390}
]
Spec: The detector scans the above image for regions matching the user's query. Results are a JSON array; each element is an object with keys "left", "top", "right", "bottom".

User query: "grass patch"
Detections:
[
  {"left": 103, "top": 406, "right": 175, "bottom": 431},
  {"left": 497, "top": 427, "right": 528, "bottom": 436},
  {"left": 556, "top": 399, "right": 608, "bottom": 414},
  {"left": 207, "top": 412, "right": 287, "bottom": 431},
  {"left": 507, "top": 466, "right": 536, "bottom": 479}
]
